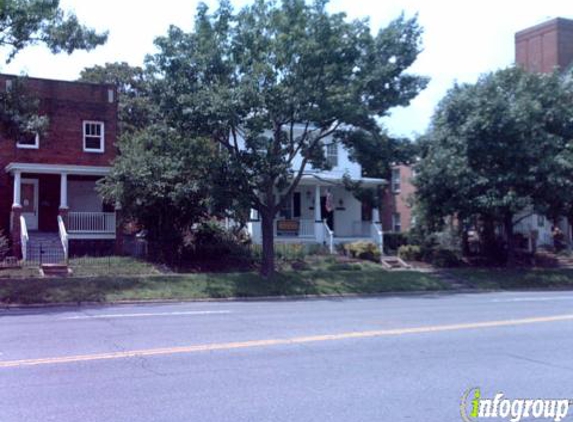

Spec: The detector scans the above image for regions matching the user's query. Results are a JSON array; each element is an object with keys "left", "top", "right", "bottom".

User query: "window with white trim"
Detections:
[
  {"left": 326, "top": 143, "right": 338, "bottom": 167},
  {"left": 16, "top": 132, "right": 39, "bottom": 149},
  {"left": 83, "top": 121, "right": 105, "bottom": 152},
  {"left": 392, "top": 168, "right": 401, "bottom": 192}
]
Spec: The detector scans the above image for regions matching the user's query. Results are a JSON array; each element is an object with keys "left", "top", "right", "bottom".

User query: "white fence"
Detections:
[
  {"left": 67, "top": 212, "right": 116, "bottom": 233},
  {"left": 298, "top": 219, "right": 315, "bottom": 237}
]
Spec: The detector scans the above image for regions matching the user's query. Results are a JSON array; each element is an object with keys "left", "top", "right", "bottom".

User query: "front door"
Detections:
[{"left": 21, "top": 179, "right": 39, "bottom": 230}]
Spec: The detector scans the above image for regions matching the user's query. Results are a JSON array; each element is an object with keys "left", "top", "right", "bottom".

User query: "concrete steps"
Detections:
[
  {"left": 26, "top": 232, "right": 66, "bottom": 265},
  {"left": 381, "top": 256, "right": 411, "bottom": 269},
  {"left": 40, "top": 264, "right": 71, "bottom": 277}
]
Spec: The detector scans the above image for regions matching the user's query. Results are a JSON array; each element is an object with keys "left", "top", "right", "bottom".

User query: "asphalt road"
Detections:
[{"left": 2, "top": 291, "right": 573, "bottom": 421}]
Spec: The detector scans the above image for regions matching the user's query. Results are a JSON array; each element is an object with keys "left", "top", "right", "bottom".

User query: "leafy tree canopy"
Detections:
[
  {"left": 0, "top": 0, "right": 108, "bottom": 62},
  {"left": 0, "top": 1, "right": 108, "bottom": 141},
  {"left": 415, "top": 67, "right": 573, "bottom": 262},
  {"left": 145, "top": 0, "right": 428, "bottom": 275},
  {"left": 98, "top": 126, "right": 224, "bottom": 258},
  {"left": 79, "top": 62, "right": 157, "bottom": 134}
]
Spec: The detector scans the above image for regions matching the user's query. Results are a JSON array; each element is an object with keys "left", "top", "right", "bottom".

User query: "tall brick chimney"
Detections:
[{"left": 515, "top": 17, "right": 573, "bottom": 73}]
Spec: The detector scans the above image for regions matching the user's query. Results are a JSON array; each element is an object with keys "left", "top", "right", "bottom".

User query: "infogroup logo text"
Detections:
[{"left": 461, "top": 387, "right": 570, "bottom": 422}]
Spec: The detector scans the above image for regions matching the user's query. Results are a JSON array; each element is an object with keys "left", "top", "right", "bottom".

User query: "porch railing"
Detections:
[
  {"left": 323, "top": 220, "right": 334, "bottom": 254},
  {"left": 299, "top": 219, "right": 315, "bottom": 237},
  {"left": 20, "top": 215, "right": 28, "bottom": 261},
  {"left": 57, "top": 215, "right": 69, "bottom": 263},
  {"left": 371, "top": 222, "right": 384, "bottom": 256},
  {"left": 67, "top": 212, "right": 116, "bottom": 233}
]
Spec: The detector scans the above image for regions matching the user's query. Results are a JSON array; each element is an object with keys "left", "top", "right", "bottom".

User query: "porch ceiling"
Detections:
[
  {"left": 5, "top": 162, "right": 111, "bottom": 176},
  {"left": 298, "top": 173, "right": 386, "bottom": 187}
]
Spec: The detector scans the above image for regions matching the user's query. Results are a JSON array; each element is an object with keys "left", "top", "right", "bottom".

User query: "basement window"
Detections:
[
  {"left": 83, "top": 121, "right": 105, "bottom": 153},
  {"left": 16, "top": 132, "right": 39, "bottom": 149}
]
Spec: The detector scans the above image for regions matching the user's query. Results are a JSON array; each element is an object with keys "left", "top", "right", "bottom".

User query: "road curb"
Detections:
[{"left": 0, "top": 288, "right": 511, "bottom": 310}]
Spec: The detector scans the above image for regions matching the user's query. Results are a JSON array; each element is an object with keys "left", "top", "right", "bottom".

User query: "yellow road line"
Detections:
[{"left": 2, "top": 313, "right": 573, "bottom": 369}]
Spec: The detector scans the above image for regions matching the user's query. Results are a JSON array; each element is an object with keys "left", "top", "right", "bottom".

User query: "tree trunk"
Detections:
[
  {"left": 260, "top": 209, "right": 275, "bottom": 278},
  {"left": 461, "top": 226, "right": 470, "bottom": 257},
  {"left": 504, "top": 212, "right": 515, "bottom": 267},
  {"left": 481, "top": 215, "right": 496, "bottom": 261}
]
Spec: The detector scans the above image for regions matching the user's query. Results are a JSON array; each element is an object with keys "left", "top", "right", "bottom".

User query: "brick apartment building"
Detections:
[
  {"left": 381, "top": 164, "right": 416, "bottom": 233},
  {"left": 0, "top": 75, "right": 119, "bottom": 261},
  {"left": 515, "top": 17, "right": 573, "bottom": 73},
  {"left": 513, "top": 17, "right": 573, "bottom": 246}
]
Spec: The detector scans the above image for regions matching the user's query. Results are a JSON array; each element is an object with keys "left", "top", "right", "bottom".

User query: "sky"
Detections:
[{"left": 2, "top": 0, "right": 571, "bottom": 138}]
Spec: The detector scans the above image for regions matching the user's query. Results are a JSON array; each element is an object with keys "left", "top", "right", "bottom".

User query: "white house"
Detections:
[{"left": 243, "top": 125, "right": 386, "bottom": 251}]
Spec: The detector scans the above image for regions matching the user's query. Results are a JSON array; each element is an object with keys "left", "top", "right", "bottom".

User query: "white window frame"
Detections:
[
  {"left": 83, "top": 121, "right": 105, "bottom": 153},
  {"left": 16, "top": 132, "right": 40, "bottom": 149},
  {"left": 392, "top": 168, "right": 401, "bottom": 193},
  {"left": 326, "top": 143, "right": 338, "bottom": 167}
]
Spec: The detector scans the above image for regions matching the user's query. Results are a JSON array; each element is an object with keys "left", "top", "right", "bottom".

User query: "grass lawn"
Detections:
[
  {"left": 0, "top": 267, "right": 447, "bottom": 305},
  {"left": 445, "top": 268, "right": 573, "bottom": 290},
  {"left": 0, "top": 257, "right": 161, "bottom": 279}
]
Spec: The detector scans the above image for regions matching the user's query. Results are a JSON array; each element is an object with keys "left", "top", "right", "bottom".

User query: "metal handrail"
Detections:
[
  {"left": 323, "top": 220, "right": 334, "bottom": 254},
  {"left": 57, "top": 215, "right": 69, "bottom": 263},
  {"left": 371, "top": 222, "right": 384, "bottom": 257},
  {"left": 20, "top": 215, "right": 28, "bottom": 262}
]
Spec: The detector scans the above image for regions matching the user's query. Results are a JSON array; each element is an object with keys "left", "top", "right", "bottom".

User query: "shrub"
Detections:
[
  {"left": 383, "top": 232, "right": 409, "bottom": 253},
  {"left": 344, "top": 241, "right": 381, "bottom": 262},
  {"left": 429, "top": 248, "right": 461, "bottom": 268},
  {"left": 398, "top": 245, "right": 422, "bottom": 261},
  {"left": 182, "top": 221, "right": 254, "bottom": 270}
]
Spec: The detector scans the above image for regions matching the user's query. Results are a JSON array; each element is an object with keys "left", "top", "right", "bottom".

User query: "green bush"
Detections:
[
  {"left": 398, "top": 245, "right": 422, "bottom": 261},
  {"left": 344, "top": 241, "right": 381, "bottom": 262},
  {"left": 383, "top": 232, "right": 409, "bottom": 253},
  {"left": 429, "top": 248, "right": 461, "bottom": 268},
  {"left": 183, "top": 221, "right": 254, "bottom": 269}
]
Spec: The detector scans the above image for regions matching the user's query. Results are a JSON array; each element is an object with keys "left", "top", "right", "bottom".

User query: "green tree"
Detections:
[
  {"left": 147, "top": 0, "right": 427, "bottom": 276},
  {"left": 79, "top": 62, "right": 157, "bottom": 134},
  {"left": 416, "top": 67, "right": 573, "bottom": 265},
  {"left": 342, "top": 129, "right": 417, "bottom": 213},
  {"left": 0, "top": 0, "right": 108, "bottom": 62},
  {"left": 98, "top": 126, "right": 223, "bottom": 261},
  {"left": 0, "top": 0, "right": 108, "bottom": 141}
]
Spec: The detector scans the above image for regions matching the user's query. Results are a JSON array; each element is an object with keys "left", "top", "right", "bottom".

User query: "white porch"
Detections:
[
  {"left": 5, "top": 163, "right": 118, "bottom": 261},
  {"left": 248, "top": 176, "right": 384, "bottom": 252}
]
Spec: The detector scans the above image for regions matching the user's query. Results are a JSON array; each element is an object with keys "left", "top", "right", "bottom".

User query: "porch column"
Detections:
[
  {"left": 372, "top": 208, "right": 380, "bottom": 224},
  {"left": 11, "top": 171, "right": 23, "bottom": 258},
  {"left": 114, "top": 201, "right": 124, "bottom": 255},
  {"left": 314, "top": 185, "right": 324, "bottom": 243},
  {"left": 12, "top": 170, "right": 21, "bottom": 207},
  {"left": 59, "top": 172, "right": 68, "bottom": 210},
  {"left": 58, "top": 173, "right": 69, "bottom": 229}
]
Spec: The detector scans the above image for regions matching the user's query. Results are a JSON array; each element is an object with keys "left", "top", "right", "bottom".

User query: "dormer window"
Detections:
[
  {"left": 16, "top": 132, "right": 39, "bottom": 149},
  {"left": 326, "top": 143, "right": 338, "bottom": 167},
  {"left": 83, "top": 121, "right": 105, "bottom": 153}
]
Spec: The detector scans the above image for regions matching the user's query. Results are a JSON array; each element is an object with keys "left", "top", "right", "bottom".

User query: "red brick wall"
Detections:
[
  {"left": 0, "top": 75, "right": 118, "bottom": 235},
  {"left": 381, "top": 164, "right": 416, "bottom": 233},
  {"left": 516, "top": 18, "right": 573, "bottom": 73}
]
